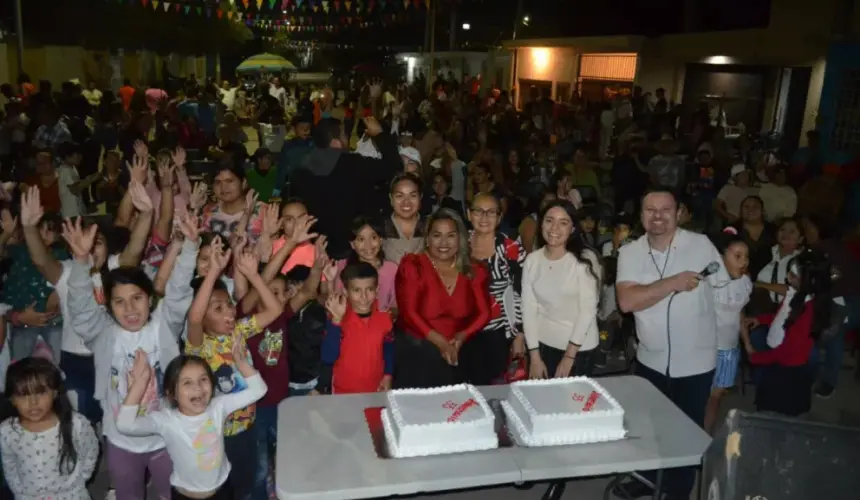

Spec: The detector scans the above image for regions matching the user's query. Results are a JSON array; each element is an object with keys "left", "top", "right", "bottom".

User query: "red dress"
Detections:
[{"left": 395, "top": 253, "right": 492, "bottom": 341}]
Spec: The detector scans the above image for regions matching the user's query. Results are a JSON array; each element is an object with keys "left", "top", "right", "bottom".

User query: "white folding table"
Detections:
[{"left": 276, "top": 376, "right": 711, "bottom": 500}]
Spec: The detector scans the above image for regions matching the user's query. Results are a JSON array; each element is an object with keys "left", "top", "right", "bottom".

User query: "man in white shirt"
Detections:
[
  {"left": 758, "top": 164, "right": 797, "bottom": 221},
  {"left": 269, "top": 77, "right": 288, "bottom": 109},
  {"left": 614, "top": 188, "right": 729, "bottom": 500}
]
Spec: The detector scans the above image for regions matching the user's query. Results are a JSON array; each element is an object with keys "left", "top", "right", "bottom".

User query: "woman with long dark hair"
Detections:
[
  {"left": 522, "top": 199, "right": 602, "bottom": 379},
  {"left": 383, "top": 173, "right": 425, "bottom": 265},
  {"left": 393, "top": 209, "right": 491, "bottom": 388}
]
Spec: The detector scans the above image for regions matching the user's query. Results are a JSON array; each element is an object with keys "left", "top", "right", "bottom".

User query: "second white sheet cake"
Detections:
[
  {"left": 381, "top": 384, "right": 499, "bottom": 458},
  {"left": 502, "top": 376, "right": 627, "bottom": 447}
]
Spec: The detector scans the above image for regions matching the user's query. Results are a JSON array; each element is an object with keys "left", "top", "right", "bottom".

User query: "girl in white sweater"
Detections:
[{"left": 522, "top": 200, "right": 602, "bottom": 379}]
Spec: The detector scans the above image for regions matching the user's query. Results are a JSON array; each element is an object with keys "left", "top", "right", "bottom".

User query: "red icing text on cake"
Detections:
[
  {"left": 582, "top": 391, "right": 600, "bottom": 412},
  {"left": 443, "top": 399, "right": 478, "bottom": 422}
]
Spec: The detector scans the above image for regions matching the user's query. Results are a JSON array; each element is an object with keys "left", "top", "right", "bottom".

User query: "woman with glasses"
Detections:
[{"left": 460, "top": 193, "right": 526, "bottom": 385}]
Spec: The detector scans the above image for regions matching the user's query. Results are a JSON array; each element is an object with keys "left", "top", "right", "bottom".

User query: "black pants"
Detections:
[
  {"left": 393, "top": 330, "right": 458, "bottom": 389},
  {"left": 757, "top": 364, "right": 813, "bottom": 416},
  {"left": 172, "top": 482, "right": 232, "bottom": 500},
  {"left": 224, "top": 429, "right": 257, "bottom": 500},
  {"left": 539, "top": 343, "right": 596, "bottom": 377},
  {"left": 635, "top": 362, "right": 714, "bottom": 500},
  {"left": 458, "top": 328, "right": 509, "bottom": 385}
]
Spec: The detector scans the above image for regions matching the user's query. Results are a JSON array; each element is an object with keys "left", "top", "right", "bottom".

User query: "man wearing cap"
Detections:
[{"left": 398, "top": 146, "right": 422, "bottom": 175}]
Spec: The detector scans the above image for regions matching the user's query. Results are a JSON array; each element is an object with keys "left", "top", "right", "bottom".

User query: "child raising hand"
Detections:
[{"left": 116, "top": 342, "right": 267, "bottom": 500}]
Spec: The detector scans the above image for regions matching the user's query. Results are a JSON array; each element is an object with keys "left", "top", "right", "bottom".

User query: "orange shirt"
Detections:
[
  {"left": 118, "top": 85, "right": 135, "bottom": 111},
  {"left": 272, "top": 238, "right": 316, "bottom": 274}
]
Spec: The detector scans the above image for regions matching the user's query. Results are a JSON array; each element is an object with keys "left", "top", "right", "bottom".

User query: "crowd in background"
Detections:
[{"left": 0, "top": 66, "right": 855, "bottom": 500}]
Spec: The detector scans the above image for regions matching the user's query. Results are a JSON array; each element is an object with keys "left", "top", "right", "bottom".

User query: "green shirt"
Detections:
[
  {"left": 1, "top": 243, "right": 70, "bottom": 314},
  {"left": 246, "top": 166, "right": 278, "bottom": 202}
]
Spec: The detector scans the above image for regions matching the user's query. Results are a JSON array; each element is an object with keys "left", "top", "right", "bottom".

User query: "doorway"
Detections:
[{"left": 774, "top": 67, "right": 812, "bottom": 155}]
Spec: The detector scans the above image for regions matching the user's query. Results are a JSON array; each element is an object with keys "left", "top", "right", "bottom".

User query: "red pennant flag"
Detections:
[
  {"left": 141, "top": 0, "right": 149, "bottom": 7},
  {"left": 217, "top": 8, "right": 224, "bottom": 18}
]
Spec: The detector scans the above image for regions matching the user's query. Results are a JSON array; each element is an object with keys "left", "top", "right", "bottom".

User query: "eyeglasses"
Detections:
[{"left": 471, "top": 208, "right": 500, "bottom": 218}]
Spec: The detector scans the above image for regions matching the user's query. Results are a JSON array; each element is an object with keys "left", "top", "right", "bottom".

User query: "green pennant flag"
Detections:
[
  {"left": 269, "top": 0, "right": 277, "bottom": 9},
  {"left": 184, "top": 5, "right": 191, "bottom": 14},
  {"left": 196, "top": 6, "right": 202, "bottom": 15}
]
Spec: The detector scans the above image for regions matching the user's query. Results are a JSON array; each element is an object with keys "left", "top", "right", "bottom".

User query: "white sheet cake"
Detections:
[
  {"left": 381, "top": 384, "right": 499, "bottom": 458},
  {"left": 501, "top": 377, "right": 626, "bottom": 447}
]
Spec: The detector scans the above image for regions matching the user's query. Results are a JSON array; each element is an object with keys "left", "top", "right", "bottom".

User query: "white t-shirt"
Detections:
[
  {"left": 758, "top": 183, "right": 797, "bottom": 222},
  {"left": 104, "top": 322, "right": 167, "bottom": 453},
  {"left": 713, "top": 275, "right": 753, "bottom": 350},
  {"left": 269, "top": 86, "right": 288, "bottom": 109},
  {"left": 220, "top": 87, "right": 238, "bottom": 110},
  {"left": 57, "top": 164, "right": 86, "bottom": 218},
  {"left": 115, "top": 374, "right": 267, "bottom": 493},
  {"left": 54, "top": 254, "right": 121, "bottom": 355},
  {"left": 757, "top": 246, "right": 801, "bottom": 302},
  {"left": 617, "top": 229, "right": 730, "bottom": 377}
]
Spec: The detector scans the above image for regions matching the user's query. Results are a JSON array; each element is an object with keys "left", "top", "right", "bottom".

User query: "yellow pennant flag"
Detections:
[
  {"left": 227, "top": 11, "right": 234, "bottom": 19},
  {"left": 257, "top": 0, "right": 264, "bottom": 9},
  {"left": 152, "top": 1, "right": 159, "bottom": 10},
  {"left": 163, "top": 2, "right": 171, "bottom": 12}
]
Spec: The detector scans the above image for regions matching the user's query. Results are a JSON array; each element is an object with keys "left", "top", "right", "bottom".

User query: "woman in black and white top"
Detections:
[
  {"left": 522, "top": 199, "right": 602, "bottom": 379},
  {"left": 460, "top": 192, "right": 526, "bottom": 385}
]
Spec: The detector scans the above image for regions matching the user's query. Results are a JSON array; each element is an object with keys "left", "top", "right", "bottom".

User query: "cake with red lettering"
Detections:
[
  {"left": 502, "top": 377, "right": 626, "bottom": 447},
  {"left": 381, "top": 384, "right": 498, "bottom": 458}
]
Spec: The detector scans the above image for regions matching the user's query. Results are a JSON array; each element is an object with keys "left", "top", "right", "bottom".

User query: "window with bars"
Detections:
[{"left": 830, "top": 69, "right": 860, "bottom": 154}]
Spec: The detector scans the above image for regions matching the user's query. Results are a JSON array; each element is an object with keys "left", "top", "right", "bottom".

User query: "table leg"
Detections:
[
  {"left": 541, "top": 481, "right": 566, "bottom": 500},
  {"left": 603, "top": 475, "right": 625, "bottom": 500},
  {"left": 651, "top": 469, "right": 664, "bottom": 500}
]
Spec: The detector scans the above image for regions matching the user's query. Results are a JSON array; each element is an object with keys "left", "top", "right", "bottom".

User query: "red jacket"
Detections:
[{"left": 752, "top": 301, "right": 814, "bottom": 367}]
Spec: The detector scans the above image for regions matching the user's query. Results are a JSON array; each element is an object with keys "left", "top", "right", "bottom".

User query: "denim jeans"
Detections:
[
  {"left": 252, "top": 406, "right": 278, "bottom": 500},
  {"left": 225, "top": 429, "right": 258, "bottom": 500},
  {"left": 819, "top": 295, "right": 860, "bottom": 387},
  {"left": 9, "top": 324, "right": 63, "bottom": 363},
  {"left": 60, "top": 352, "right": 103, "bottom": 424}
]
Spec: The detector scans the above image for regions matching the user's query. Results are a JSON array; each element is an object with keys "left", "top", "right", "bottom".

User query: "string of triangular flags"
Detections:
[{"left": 265, "top": 39, "right": 424, "bottom": 51}]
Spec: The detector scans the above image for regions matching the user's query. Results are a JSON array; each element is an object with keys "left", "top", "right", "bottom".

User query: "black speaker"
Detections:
[{"left": 702, "top": 410, "right": 860, "bottom": 500}]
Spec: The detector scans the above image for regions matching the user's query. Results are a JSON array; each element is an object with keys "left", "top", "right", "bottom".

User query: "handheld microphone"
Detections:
[{"left": 700, "top": 261, "right": 721, "bottom": 278}]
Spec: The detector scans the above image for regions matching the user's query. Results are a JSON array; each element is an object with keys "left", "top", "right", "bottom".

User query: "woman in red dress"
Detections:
[{"left": 394, "top": 208, "right": 492, "bottom": 388}]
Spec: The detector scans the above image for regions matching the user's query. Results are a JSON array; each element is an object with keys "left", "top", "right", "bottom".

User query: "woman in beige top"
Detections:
[
  {"left": 383, "top": 173, "right": 426, "bottom": 264},
  {"left": 522, "top": 199, "right": 602, "bottom": 379}
]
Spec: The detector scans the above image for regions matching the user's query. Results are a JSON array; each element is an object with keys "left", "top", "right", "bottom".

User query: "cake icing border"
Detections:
[
  {"left": 510, "top": 376, "right": 624, "bottom": 420},
  {"left": 381, "top": 397, "right": 499, "bottom": 458},
  {"left": 501, "top": 400, "right": 627, "bottom": 447},
  {"left": 388, "top": 383, "right": 495, "bottom": 432}
]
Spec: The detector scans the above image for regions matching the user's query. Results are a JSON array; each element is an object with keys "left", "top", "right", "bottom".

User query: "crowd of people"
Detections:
[{"left": 0, "top": 68, "right": 855, "bottom": 500}]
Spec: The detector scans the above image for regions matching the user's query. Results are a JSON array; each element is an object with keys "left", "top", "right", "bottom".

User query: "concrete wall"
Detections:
[{"left": 1, "top": 44, "right": 207, "bottom": 88}]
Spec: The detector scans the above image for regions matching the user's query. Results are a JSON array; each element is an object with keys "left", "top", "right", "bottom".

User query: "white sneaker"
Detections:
[{"left": 104, "top": 489, "right": 116, "bottom": 500}]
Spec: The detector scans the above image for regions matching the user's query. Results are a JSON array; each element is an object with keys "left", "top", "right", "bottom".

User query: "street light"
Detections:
[
  {"left": 522, "top": 15, "right": 530, "bottom": 26},
  {"left": 462, "top": 23, "right": 470, "bottom": 30}
]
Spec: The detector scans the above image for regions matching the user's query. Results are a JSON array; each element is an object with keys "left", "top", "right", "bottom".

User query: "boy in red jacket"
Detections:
[{"left": 316, "top": 262, "right": 394, "bottom": 394}]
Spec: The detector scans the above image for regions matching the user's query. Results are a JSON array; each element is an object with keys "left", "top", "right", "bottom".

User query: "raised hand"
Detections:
[
  {"left": 19, "top": 186, "right": 43, "bottom": 228},
  {"left": 171, "top": 146, "right": 187, "bottom": 169},
  {"left": 325, "top": 292, "right": 347, "bottom": 324},
  {"left": 229, "top": 233, "right": 248, "bottom": 256},
  {"left": 1, "top": 208, "right": 18, "bottom": 235},
  {"left": 128, "top": 180, "right": 154, "bottom": 213},
  {"left": 369, "top": 81, "right": 382, "bottom": 100},
  {"left": 190, "top": 182, "right": 209, "bottom": 212},
  {"left": 235, "top": 249, "right": 260, "bottom": 278},
  {"left": 244, "top": 189, "right": 259, "bottom": 214},
  {"left": 178, "top": 212, "right": 200, "bottom": 243},
  {"left": 127, "top": 154, "right": 149, "bottom": 185},
  {"left": 208, "top": 239, "right": 232, "bottom": 276},
  {"left": 231, "top": 333, "right": 252, "bottom": 373},
  {"left": 261, "top": 203, "right": 280, "bottom": 237},
  {"left": 61, "top": 217, "right": 98, "bottom": 261},
  {"left": 363, "top": 116, "right": 383, "bottom": 137},
  {"left": 289, "top": 214, "right": 318, "bottom": 245},
  {"left": 321, "top": 258, "right": 339, "bottom": 283},
  {"left": 128, "top": 349, "right": 152, "bottom": 387},
  {"left": 133, "top": 140, "right": 148, "bottom": 161}
]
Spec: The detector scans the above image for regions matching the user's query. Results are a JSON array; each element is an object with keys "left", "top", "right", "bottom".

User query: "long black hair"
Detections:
[
  {"left": 347, "top": 216, "right": 386, "bottom": 265},
  {"left": 535, "top": 199, "right": 602, "bottom": 287},
  {"left": 2, "top": 358, "right": 78, "bottom": 474},
  {"left": 784, "top": 248, "right": 832, "bottom": 339}
]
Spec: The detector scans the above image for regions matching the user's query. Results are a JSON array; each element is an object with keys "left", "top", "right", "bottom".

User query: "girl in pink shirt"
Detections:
[{"left": 322, "top": 217, "right": 398, "bottom": 313}]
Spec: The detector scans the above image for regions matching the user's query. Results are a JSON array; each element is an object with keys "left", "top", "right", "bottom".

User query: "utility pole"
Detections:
[
  {"left": 428, "top": 0, "right": 436, "bottom": 91},
  {"left": 14, "top": 0, "right": 24, "bottom": 76},
  {"left": 510, "top": 0, "right": 524, "bottom": 105}
]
